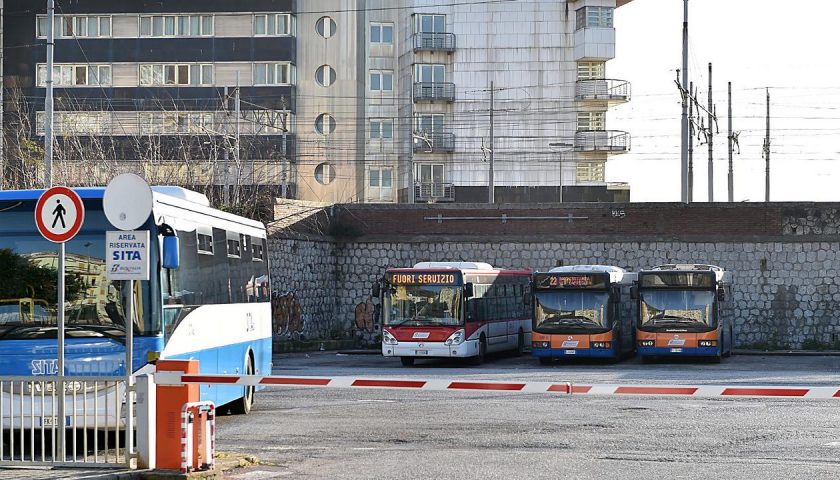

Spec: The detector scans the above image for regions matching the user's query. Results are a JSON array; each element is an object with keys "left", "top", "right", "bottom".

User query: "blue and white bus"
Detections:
[{"left": 0, "top": 186, "right": 271, "bottom": 416}]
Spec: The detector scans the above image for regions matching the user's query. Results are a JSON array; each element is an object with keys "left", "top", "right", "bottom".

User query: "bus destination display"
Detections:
[
  {"left": 534, "top": 273, "right": 607, "bottom": 289},
  {"left": 639, "top": 272, "right": 714, "bottom": 288},
  {"left": 389, "top": 273, "right": 460, "bottom": 285}
]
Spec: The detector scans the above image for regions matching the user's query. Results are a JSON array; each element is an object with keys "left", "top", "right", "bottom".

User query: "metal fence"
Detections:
[{"left": 0, "top": 376, "right": 130, "bottom": 468}]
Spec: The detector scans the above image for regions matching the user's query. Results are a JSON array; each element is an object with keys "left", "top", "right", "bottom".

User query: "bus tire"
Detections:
[
  {"left": 470, "top": 337, "right": 487, "bottom": 366},
  {"left": 230, "top": 354, "right": 254, "bottom": 415},
  {"left": 515, "top": 330, "right": 525, "bottom": 356},
  {"left": 538, "top": 357, "right": 552, "bottom": 366},
  {"left": 400, "top": 357, "right": 415, "bottom": 367}
]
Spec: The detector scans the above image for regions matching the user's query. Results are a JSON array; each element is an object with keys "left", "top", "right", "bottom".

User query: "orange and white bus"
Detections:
[
  {"left": 634, "top": 264, "right": 734, "bottom": 362},
  {"left": 531, "top": 266, "right": 636, "bottom": 364},
  {"left": 377, "top": 262, "right": 531, "bottom": 366}
]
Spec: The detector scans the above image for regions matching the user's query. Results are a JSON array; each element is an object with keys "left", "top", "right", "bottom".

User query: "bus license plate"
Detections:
[
  {"left": 415, "top": 350, "right": 428, "bottom": 355},
  {"left": 670, "top": 348, "right": 683, "bottom": 353},
  {"left": 41, "top": 416, "right": 70, "bottom": 427},
  {"left": 564, "top": 350, "right": 576, "bottom": 355}
]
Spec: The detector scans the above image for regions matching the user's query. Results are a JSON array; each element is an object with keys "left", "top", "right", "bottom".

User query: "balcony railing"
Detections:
[
  {"left": 415, "top": 182, "right": 455, "bottom": 202},
  {"left": 413, "top": 132, "right": 455, "bottom": 153},
  {"left": 575, "top": 79, "right": 631, "bottom": 103},
  {"left": 413, "top": 82, "right": 455, "bottom": 102},
  {"left": 413, "top": 32, "right": 456, "bottom": 52},
  {"left": 574, "top": 130, "right": 630, "bottom": 153}
]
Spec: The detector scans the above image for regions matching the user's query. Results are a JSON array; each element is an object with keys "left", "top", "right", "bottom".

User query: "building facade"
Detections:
[
  {"left": 295, "top": 0, "right": 632, "bottom": 204},
  {"left": 2, "top": 0, "right": 296, "bottom": 200}
]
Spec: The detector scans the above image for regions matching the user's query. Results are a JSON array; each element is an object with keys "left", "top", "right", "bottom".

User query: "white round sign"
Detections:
[{"left": 103, "top": 174, "right": 153, "bottom": 231}]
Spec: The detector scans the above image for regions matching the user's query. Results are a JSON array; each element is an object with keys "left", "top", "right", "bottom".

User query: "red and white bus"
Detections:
[{"left": 376, "top": 262, "right": 532, "bottom": 366}]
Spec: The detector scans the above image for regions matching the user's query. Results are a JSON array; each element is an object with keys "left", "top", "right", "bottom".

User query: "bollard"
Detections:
[{"left": 155, "top": 359, "right": 199, "bottom": 471}]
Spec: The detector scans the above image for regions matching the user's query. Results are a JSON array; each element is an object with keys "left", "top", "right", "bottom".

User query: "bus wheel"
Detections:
[
  {"left": 400, "top": 357, "right": 415, "bottom": 367},
  {"left": 230, "top": 355, "right": 254, "bottom": 415},
  {"left": 538, "top": 357, "right": 552, "bottom": 366},
  {"left": 515, "top": 330, "right": 525, "bottom": 356},
  {"left": 470, "top": 337, "right": 487, "bottom": 366}
]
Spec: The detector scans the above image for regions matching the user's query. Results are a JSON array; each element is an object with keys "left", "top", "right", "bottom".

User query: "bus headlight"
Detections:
[
  {"left": 638, "top": 340, "right": 655, "bottom": 347},
  {"left": 444, "top": 329, "right": 465, "bottom": 346},
  {"left": 592, "top": 342, "right": 611, "bottom": 349},
  {"left": 533, "top": 341, "right": 550, "bottom": 349},
  {"left": 698, "top": 340, "right": 717, "bottom": 347},
  {"left": 383, "top": 330, "right": 398, "bottom": 345}
]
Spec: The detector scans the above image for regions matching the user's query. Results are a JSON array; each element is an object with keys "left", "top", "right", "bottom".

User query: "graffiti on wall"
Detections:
[
  {"left": 272, "top": 291, "right": 304, "bottom": 338},
  {"left": 354, "top": 298, "right": 376, "bottom": 333}
]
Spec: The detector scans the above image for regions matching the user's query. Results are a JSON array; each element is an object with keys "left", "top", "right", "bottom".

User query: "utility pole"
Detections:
[
  {"left": 688, "top": 81, "right": 694, "bottom": 203},
  {"left": 280, "top": 96, "right": 289, "bottom": 199},
  {"left": 679, "top": 0, "right": 689, "bottom": 203},
  {"left": 45, "top": 0, "right": 55, "bottom": 187},
  {"left": 222, "top": 85, "right": 230, "bottom": 205},
  {"left": 707, "top": 62, "right": 714, "bottom": 202},
  {"left": 0, "top": 0, "right": 5, "bottom": 189},
  {"left": 727, "top": 82, "right": 733, "bottom": 202},
  {"left": 488, "top": 80, "right": 495, "bottom": 204},
  {"left": 234, "top": 71, "right": 241, "bottom": 205},
  {"left": 763, "top": 88, "right": 770, "bottom": 202}
]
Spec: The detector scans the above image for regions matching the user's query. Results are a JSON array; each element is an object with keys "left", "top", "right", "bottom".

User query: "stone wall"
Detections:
[{"left": 269, "top": 202, "right": 840, "bottom": 350}]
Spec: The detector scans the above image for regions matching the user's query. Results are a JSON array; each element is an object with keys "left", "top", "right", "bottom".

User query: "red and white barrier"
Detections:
[
  {"left": 154, "top": 372, "right": 840, "bottom": 400},
  {"left": 180, "top": 401, "right": 215, "bottom": 474}
]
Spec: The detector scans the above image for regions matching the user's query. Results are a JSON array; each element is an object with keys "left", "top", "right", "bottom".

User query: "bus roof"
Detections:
[
  {"left": 548, "top": 265, "right": 636, "bottom": 285},
  {"left": 646, "top": 264, "right": 730, "bottom": 283},
  {"left": 413, "top": 261, "right": 494, "bottom": 270}
]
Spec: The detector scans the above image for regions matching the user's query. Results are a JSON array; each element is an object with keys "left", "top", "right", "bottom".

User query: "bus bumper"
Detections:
[
  {"left": 532, "top": 347, "right": 617, "bottom": 359},
  {"left": 637, "top": 346, "right": 719, "bottom": 357},
  {"left": 382, "top": 339, "right": 480, "bottom": 359}
]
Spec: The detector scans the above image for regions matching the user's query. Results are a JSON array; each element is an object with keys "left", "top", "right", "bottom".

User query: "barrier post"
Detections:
[
  {"left": 135, "top": 374, "right": 156, "bottom": 469},
  {"left": 155, "top": 360, "right": 199, "bottom": 471}
]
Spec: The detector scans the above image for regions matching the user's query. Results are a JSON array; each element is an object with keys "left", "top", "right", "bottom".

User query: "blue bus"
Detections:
[{"left": 0, "top": 186, "right": 271, "bottom": 416}]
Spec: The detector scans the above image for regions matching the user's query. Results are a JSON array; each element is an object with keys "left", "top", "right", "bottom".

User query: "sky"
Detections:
[{"left": 608, "top": 0, "right": 840, "bottom": 202}]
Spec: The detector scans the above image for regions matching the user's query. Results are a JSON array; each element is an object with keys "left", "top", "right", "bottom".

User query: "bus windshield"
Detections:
[
  {"left": 384, "top": 285, "right": 462, "bottom": 327},
  {"left": 534, "top": 290, "right": 610, "bottom": 332},
  {"left": 0, "top": 200, "right": 159, "bottom": 339},
  {"left": 639, "top": 290, "right": 715, "bottom": 329}
]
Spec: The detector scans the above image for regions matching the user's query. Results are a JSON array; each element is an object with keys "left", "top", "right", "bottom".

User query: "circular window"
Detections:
[
  {"left": 314, "top": 163, "right": 335, "bottom": 185},
  {"left": 316, "top": 16, "right": 337, "bottom": 38},
  {"left": 315, "top": 113, "right": 336, "bottom": 135},
  {"left": 315, "top": 65, "right": 337, "bottom": 87}
]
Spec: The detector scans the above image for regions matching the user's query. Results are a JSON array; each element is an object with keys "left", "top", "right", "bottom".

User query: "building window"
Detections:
[
  {"left": 370, "top": 70, "right": 393, "bottom": 92},
  {"left": 575, "top": 7, "right": 614, "bottom": 30},
  {"left": 140, "top": 14, "right": 213, "bottom": 37},
  {"left": 314, "top": 163, "right": 335, "bottom": 185},
  {"left": 255, "top": 13, "right": 293, "bottom": 36},
  {"left": 368, "top": 167, "right": 394, "bottom": 202},
  {"left": 37, "top": 64, "right": 112, "bottom": 87},
  {"left": 140, "top": 112, "right": 215, "bottom": 135},
  {"left": 140, "top": 64, "right": 213, "bottom": 86},
  {"left": 315, "top": 65, "right": 336, "bottom": 87},
  {"left": 253, "top": 63, "right": 294, "bottom": 85},
  {"left": 370, "top": 120, "right": 393, "bottom": 139},
  {"left": 316, "top": 16, "right": 336, "bottom": 38},
  {"left": 415, "top": 114, "right": 444, "bottom": 133},
  {"left": 415, "top": 14, "right": 445, "bottom": 33},
  {"left": 370, "top": 23, "right": 394, "bottom": 44},
  {"left": 315, "top": 114, "right": 336, "bottom": 135},
  {"left": 576, "top": 162, "right": 605, "bottom": 182},
  {"left": 577, "top": 62, "right": 606, "bottom": 80},
  {"left": 414, "top": 64, "right": 445, "bottom": 83},
  {"left": 577, "top": 111, "right": 606, "bottom": 131},
  {"left": 37, "top": 15, "right": 112, "bottom": 38}
]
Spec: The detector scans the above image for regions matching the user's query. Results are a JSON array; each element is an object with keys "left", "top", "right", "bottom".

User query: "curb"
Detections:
[{"left": 734, "top": 349, "right": 840, "bottom": 356}]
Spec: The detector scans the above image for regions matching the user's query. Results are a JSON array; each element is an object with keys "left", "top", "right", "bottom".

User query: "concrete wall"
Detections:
[{"left": 269, "top": 202, "right": 840, "bottom": 349}]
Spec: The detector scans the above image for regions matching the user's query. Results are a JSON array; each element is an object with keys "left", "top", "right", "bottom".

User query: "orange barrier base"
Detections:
[{"left": 156, "top": 359, "right": 199, "bottom": 471}]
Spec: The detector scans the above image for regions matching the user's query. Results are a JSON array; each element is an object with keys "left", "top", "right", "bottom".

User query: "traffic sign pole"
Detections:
[{"left": 57, "top": 241, "right": 65, "bottom": 462}]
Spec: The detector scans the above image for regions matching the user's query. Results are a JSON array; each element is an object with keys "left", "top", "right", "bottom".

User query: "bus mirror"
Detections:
[
  {"left": 371, "top": 282, "right": 381, "bottom": 298},
  {"left": 630, "top": 286, "right": 639, "bottom": 300},
  {"left": 159, "top": 223, "right": 180, "bottom": 270},
  {"left": 465, "top": 282, "right": 474, "bottom": 298},
  {"left": 717, "top": 288, "right": 726, "bottom": 301}
]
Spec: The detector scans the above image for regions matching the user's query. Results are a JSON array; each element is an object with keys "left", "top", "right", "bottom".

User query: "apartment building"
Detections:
[
  {"left": 2, "top": 0, "right": 296, "bottom": 196},
  {"left": 297, "top": 0, "right": 632, "bottom": 204}
]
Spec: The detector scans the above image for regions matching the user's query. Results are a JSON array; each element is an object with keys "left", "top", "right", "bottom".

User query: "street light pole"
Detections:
[{"left": 549, "top": 142, "right": 573, "bottom": 203}]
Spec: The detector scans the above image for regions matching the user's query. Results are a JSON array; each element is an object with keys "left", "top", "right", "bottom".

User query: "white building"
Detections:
[{"left": 294, "top": 0, "right": 634, "bottom": 204}]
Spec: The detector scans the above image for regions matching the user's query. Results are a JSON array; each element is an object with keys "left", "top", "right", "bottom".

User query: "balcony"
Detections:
[
  {"left": 575, "top": 79, "right": 631, "bottom": 105},
  {"left": 413, "top": 32, "right": 456, "bottom": 52},
  {"left": 413, "top": 82, "right": 455, "bottom": 102},
  {"left": 415, "top": 182, "right": 455, "bottom": 202},
  {"left": 413, "top": 132, "right": 455, "bottom": 153},
  {"left": 574, "top": 130, "right": 630, "bottom": 153}
]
